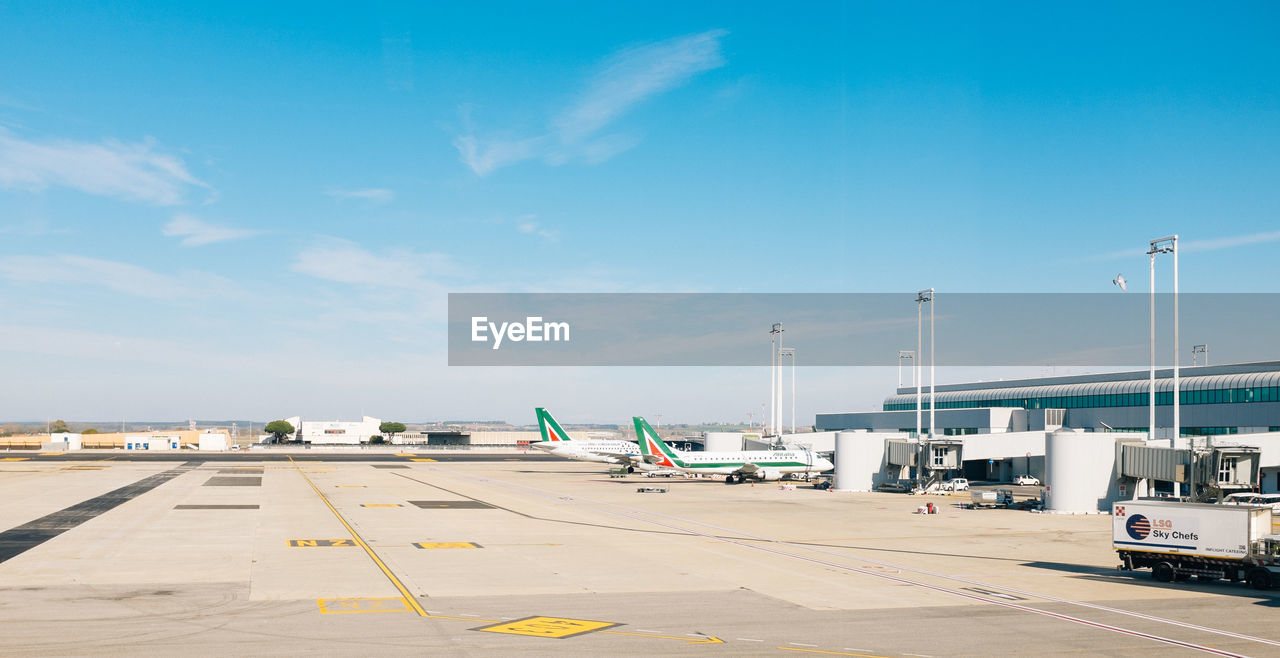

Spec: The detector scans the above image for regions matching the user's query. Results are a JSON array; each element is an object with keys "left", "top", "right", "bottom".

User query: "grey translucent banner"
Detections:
[{"left": 447, "top": 293, "right": 1279, "bottom": 366}]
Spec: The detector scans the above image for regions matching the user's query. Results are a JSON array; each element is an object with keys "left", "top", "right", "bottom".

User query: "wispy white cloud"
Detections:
[
  {"left": 515, "top": 215, "right": 558, "bottom": 241},
  {"left": 454, "top": 29, "right": 727, "bottom": 176},
  {"left": 0, "top": 128, "right": 210, "bottom": 204},
  {"left": 291, "top": 238, "right": 456, "bottom": 289},
  {"left": 1090, "top": 229, "right": 1280, "bottom": 261},
  {"left": 0, "top": 254, "right": 236, "bottom": 300},
  {"left": 453, "top": 135, "right": 547, "bottom": 178},
  {"left": 1182, "top": 229, "right": 1280, "bottom": 253},
  {"left": 0, "top": 217, "right": 68, "bottom": 237},
  {"left": 325, "top": 187, "right": 396, "bottom": 203},
  {"left": 162, "top": 213, "right": 262, "bottom": 247}
]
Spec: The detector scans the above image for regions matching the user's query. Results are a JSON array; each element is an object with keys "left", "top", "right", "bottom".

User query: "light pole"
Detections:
[
  {"left": 915, "top": 289, "right": 934, "bottom": 440},
  {"left": 769, "top": 323, "right": 783, "bottom": 436},
  {"left": 897, "top": 350, "right": 914, "bottom": 388},
  {"left": 1149, "top": 236, "right": 1185, "bottom": 493},
  {"left": 1193, "top": 344, "right": 1207, "bottom": 367},
  {"left": 780, "top": 348, "right": 795, "bottom": 434}
]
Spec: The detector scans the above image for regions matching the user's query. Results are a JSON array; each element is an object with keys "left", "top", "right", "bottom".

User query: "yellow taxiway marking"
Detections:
[
  {"left": 474, "top": 616, "right": 620, "bottom": 639},
  {"left": 778, "top": 647, "right": 887, "bottom": 657},
  {"left": 600, "top": 630, "right": 724, "bottom": 644},
  {"left": 39, "top": 452, "right": 69, "bottom": 456},
  {"left": 395, "top": 453, "right": 416, "bottom": 457},
  {"left": 0, "top": 457, "right": 30, "bottom": 461},
  {"left": 288, "top": 539, "right": 356, "bottom": 547},
  {"left": 411, "top": 458, "right": 436, "bottom": 462},
  {"left": 318, "top": 597, "right": 410, "bottom": 614},
  {"left": 361, "top": 503, "right": 403, "bottom": 507},
  {"left": 288, "top": 456, "right": 427, "bottom": 617},
  {"left": 413, "top": 542, "right": 481, "bottom": 549}
]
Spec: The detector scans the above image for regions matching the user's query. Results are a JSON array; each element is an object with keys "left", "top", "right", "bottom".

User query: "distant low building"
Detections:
[{"left": 284, "top": 416, "right": 382, "bottom": 445}]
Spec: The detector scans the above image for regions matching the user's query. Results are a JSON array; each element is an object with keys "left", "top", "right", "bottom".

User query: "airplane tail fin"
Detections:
[
  {"left": 535, "top": 408, "right": 573, "bottom": 443},
  {"left": 632, "top": 416, "right": 682, "bottom": 468}
]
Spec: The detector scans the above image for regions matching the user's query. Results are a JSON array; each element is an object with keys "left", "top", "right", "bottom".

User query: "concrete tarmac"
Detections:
[{"left": 1, "top": 456, "right": 1277, "bottom": 656}]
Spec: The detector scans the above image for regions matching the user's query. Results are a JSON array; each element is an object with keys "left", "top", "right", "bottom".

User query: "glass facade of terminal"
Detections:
[{"left": 884, "top": 385, "right": 1280, "bottom": 411}]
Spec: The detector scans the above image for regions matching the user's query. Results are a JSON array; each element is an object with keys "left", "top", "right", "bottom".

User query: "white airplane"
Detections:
[
  {"left": 532, "top": 408, "right": 651, "bottom": 472},
  {"left": 634, "top": 416, "right": 833, "bottom": 484}
]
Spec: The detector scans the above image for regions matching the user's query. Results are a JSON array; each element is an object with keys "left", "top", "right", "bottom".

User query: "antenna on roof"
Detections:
[{"left": 1112, "top": 274, "right": 1127, "bottom": 292}]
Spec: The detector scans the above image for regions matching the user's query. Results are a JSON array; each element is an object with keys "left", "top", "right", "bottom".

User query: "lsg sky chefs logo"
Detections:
[{"left": 470, "top": 316, "right": 570, "bottom": 350}]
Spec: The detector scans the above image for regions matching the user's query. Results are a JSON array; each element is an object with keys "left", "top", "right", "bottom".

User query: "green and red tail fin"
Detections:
[
  {"left": 535, "top": 408, "right": 573, "bottom": 443},
  {"left": 633, "top": 416, "right": 683, "bottom": 468}
]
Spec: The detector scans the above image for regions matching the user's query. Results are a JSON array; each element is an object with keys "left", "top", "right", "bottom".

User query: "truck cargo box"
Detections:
[{"left": 1113, "top": 501, "right": 1272, "bottom": 560}]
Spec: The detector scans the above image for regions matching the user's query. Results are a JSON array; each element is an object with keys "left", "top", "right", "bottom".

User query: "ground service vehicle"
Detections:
[
  {"left": 971, "top": 489, "right": 1014, "bottom": 507},
  {"left": 1114, "top": 501, "right": 1280, "bottom": 589}
]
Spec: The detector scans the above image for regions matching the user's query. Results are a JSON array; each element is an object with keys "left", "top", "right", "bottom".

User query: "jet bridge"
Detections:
[
  {"left": 885, "top": 438, "right": 963, "bottom": 486},
  {"left": 1119, "top": 442, "right": 1260, "bottom": 500}
]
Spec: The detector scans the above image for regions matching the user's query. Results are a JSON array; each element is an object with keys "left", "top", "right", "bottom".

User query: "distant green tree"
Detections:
[
  {"left": 369, "top": 435, "right": 386, "bottom": 445},
  {"left": 264, "top": 420, "right": 296, "bottom": 444},
  {"left": 82, "top": 428, "right": 100, "bottom": 434},
  {"left": 50, "top": 419, "right": 70, "bottom": 433},
  {"left": 378, "top": 422, "right": 406, "bottom": 441}
]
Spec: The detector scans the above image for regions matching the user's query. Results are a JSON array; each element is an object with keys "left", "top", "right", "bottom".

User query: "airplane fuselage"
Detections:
[
  {"left": 532, "top": 439, "right": 649, "bottom": 468},
  {"left": 663, "top": 449, "right": 832, "bottom": 479}
]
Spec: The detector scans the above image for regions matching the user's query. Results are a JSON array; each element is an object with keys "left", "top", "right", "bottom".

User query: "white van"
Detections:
[{"left": 1223, "top": 493, "right": 1280, "bottom": 512}]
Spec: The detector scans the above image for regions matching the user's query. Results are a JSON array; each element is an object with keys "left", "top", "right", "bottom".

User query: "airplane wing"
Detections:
[
  {"left": 735, "top": 462, "right": 760, "bottom": 475},
  {"left": 603, "top": 453, "right": 640, "bottom": 465}
]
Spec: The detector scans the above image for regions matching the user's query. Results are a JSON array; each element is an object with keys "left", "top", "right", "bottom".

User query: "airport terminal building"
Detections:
[{"left": 817, "top": 361, "right": 1280, "bottom": 438}]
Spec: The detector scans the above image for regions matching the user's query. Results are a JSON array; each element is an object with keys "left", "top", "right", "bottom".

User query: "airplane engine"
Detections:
[
  {"left": 626, "top": 465, "right": 635, "bottom": 473},
  {"left": 757, "top": 470, "right": 769, "bottom": 481}
]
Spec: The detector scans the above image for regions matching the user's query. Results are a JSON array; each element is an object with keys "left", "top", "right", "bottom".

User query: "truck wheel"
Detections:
[
  {"left": 1248, "top": 568, "right": 1273, "bottom": 590},
  {"left": 1152, "top": 562, "right": 1175, "bottom": 583}
]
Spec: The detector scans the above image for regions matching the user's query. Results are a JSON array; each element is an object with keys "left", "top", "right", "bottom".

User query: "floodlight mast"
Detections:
[
  {"left": 769, "top": 323, "right": 784, "bottom": 436},
  {"left": 1148, "top": 235, "right": 1182, "bottom": 491},
  {"left": 897, "top": 350, "right": 915, "bottom": 388},
  {"left": 780, "top": 347, "right": 796, "bottom": 434},
  {"left": 1192, "top": 344, "right": 1208, "bottom": 367}
]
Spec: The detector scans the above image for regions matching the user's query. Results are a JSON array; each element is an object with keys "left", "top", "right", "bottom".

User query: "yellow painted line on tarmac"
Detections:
[
  {"left": 395, "top": 453, "right": 416, "bottom": 457},
  {"left": 0, "top": 457, "right": 30, "bottom": 461},
  {"left": 362, "top": 503, "right": 403, "bottom": 507},
  {"left": 413, "top": 542, "right": 481, "bottom": 549},
  {"left": 288, "top": 456, "right": 427, "bottom": 617},
  {"left": 411, "top": 458, "right": 436, "bottom": 462},
  {"left": 778, "top": 647, "right": 887, "bottom": 657}
]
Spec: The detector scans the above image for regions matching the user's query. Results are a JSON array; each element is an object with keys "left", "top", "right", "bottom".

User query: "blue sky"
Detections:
[{"left": 2, "top": 2, "right": 1279, "bottom": 425}]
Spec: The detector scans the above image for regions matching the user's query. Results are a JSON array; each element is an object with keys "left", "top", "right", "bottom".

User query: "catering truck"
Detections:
[{"left": 1114, "top": 500, "right": 1280, "bottom": 589}]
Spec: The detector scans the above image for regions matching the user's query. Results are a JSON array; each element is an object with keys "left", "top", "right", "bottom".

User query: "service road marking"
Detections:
[
  {"left": 473, "top": 616, "right": 620, "bottom": 639},
  {"left": 780, "top": 648, "right": 888, "bottom": 657},
  {"left": 318, "top": 597, "right": 410, "bottom": 614},
  {"left": 288, "top": 539, "right": 357, "bottom": 547}
]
